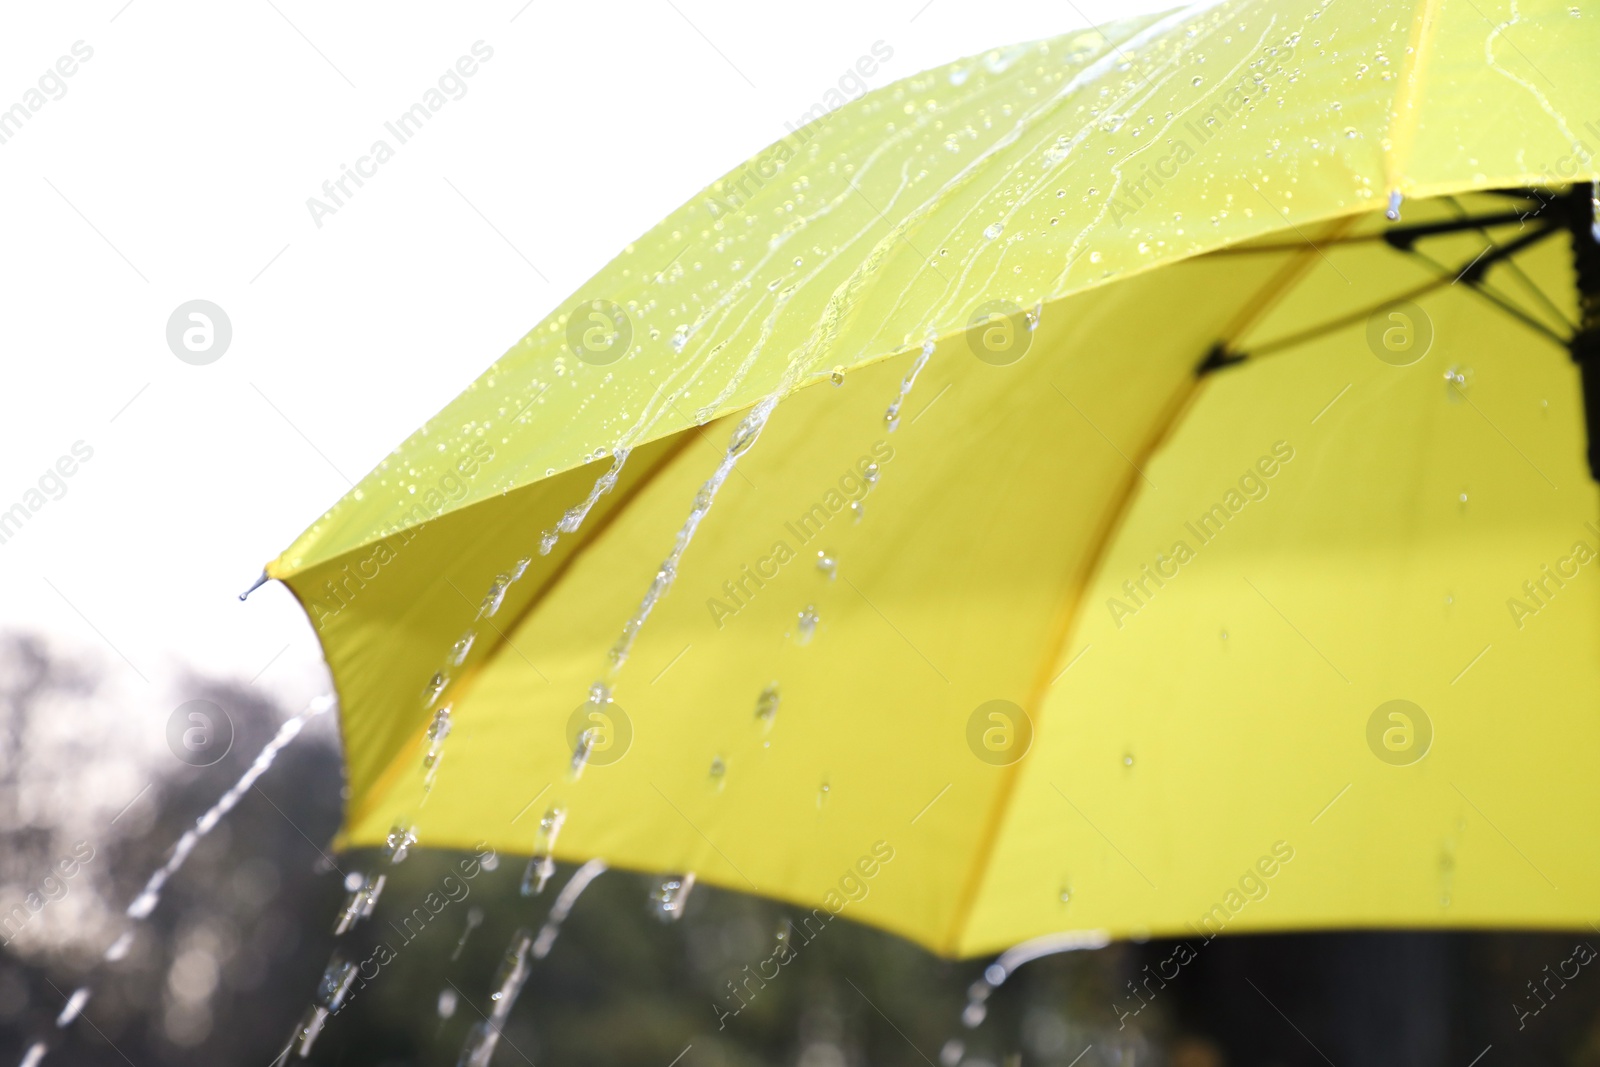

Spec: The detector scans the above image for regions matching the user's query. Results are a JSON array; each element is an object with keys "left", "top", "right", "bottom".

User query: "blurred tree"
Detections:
[{"left": 7, "top": 632, "right": 1600, "bottom": 1066}]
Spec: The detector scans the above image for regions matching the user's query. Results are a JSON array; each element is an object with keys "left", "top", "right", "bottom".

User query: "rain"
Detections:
[{"left": 6, "top": 0, "right": 1600, "bottom": 1064}]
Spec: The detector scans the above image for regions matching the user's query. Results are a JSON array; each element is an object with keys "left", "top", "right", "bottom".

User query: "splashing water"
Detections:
[
  {"left": 532, "top": 859, "right": 608, "bottom": 959},
  {"left": 652, "top": 873, "right": 697, "bottom": 921},
  {"left": 421, "top": 705, "right": 452, "bottom": 790},
  {"left": 423, "top": 670, "right": 449, "bottom": 706},
  {"left": 292, "top": 956, "right": 358, "bottom": 1058},
  {"left": 954, "top": 930, "right": 1111, "bottom": 1037},
  {"left": 520, "top": 807, "right": 567, "bottom": 896},
  {"left": 539, "top": 450, "right": 632, "bottom": 556},
  {"left": 883, "top": 338, "right": 935, "bottom": 431},
  {"left": 333, "top": 873, "right": 386, "bottom": 936},
  {"left": 568, "top": 683, "right": 615, "bottom": 779},
  {"left": 385, "top": 823, "right": 419, "bottom": 865},
  {"left": 597, "top": 396, "right": 781, "bottom": 686},
  {"left": 127, "top": 696, "right": 333, "bottom": 921},
  {"left": 458, "top": 929, "right": 535, "bottom": 1067}
]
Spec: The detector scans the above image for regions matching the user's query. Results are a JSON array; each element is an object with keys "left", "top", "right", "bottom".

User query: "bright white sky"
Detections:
[{"left": 0, "top": 0, "right": 1176, "bottom": 709}]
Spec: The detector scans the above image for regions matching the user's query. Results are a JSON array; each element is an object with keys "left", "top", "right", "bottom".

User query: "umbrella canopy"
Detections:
[{"left": 268, "top": 0, "right": 1600, "bottom": 957}]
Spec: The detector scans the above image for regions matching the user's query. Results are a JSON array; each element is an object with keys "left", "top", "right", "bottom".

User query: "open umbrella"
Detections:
[{"left": 262, "top": 0, "right": 1600, "bottom": 958}]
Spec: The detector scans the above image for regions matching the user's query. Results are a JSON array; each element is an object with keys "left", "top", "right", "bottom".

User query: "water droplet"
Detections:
[
  {"left": 816, "top": 549, "right": 837, "bottom": 579},
  {"left": 334, "top": 872, "right": 387, "bottom": 934},
  {"left": 522, "top": 807, "right": 566, "bottom": 896},
  {"left": 55, "top": 987, "right": 90, "bottom": 1028},
  {"left": 1123, "top": 753, "right": 1134, "bottom": 767},
  {"left": 481, "top": 574, "right": 514, "bottom": 618},
  {"left": 1444, "top": 364, "right": 1473, "bottom": 399},
  {"left": 726, "top": 411, "right": 765, "bottom": 459},
  {"left": 983, "top": 221, "right": 1004, "bottom": 240},
  {"left": 652, "top": 873, "right": 696, "bottom": 921},
  {"left": 816, "top": 781, "right": 831, "bottom": 808},
  {"left": 386, "top": 823, "right": 418, "bottom": 864},
  {"left": 424, "top": 672, "right": 449, "bottom": 705},
  {"left": 427, "top": 705, "right": 453, "bottom": 744},
  {"left": 1191, "top": 75, "right": 1203, "bottom": 86},
  {"left": 103, "top": 930, "right": 135, "bottom": 962},
  {"left": 315, "top": 958, "right": 358, "bottom": 1011},
  {"left": 830, "top": 365, "right": 846, "bottom": 386},
  {"left": 863, "top": 462, "right": 880, "bottom": 486},
  {"left": 796, "top": 605, "right": 819, "bottom": 645},
  {"left": 521, "top": 855, "right": 555, "bottom": 897},
  {"left": 1059, "top": 886, "right": 1072, "bottom": 904},
  {"left": 670, "top": 325, "right": 689, "bottom": 352},
  {"left": 437, "top": 988, "right": 458, "bottom": 1019},
  {"left": 961, "top": 1000, "right": 987, "bottom": 1028},
  {"left": 450, "top": 631, "right": 476, "bottom": 666},
  {"left": 940, "top": 1039, "right": 965, "bottom": 1067},
  {"left": 709, "top": 755, "right": 727, "bottom": 787},
  {"left": 755, "top": 683, "right": 780, "bottom": 725},
  {"left": 1386, "top": 190, "right": 1403, "bottom": 221},
  {"left": 849, "top": 500, "right": 865, "bottom": 523}
]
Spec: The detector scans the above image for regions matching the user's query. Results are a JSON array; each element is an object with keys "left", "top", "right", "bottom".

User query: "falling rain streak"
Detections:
[
  {"left": 533, "top": 859, "right": 608, "bottom": 958},
  {"left": 15, "top": 696, "right": 334, "bottom": 1067},
  {"left": 458, "top": 929, "right": 534, "bottom": 1067},
  {"left": 520, "top": 807, "right": 567, "bottom": 896},
  {"left": 128, "top": 696, "right": 334, "bottom": 921}
]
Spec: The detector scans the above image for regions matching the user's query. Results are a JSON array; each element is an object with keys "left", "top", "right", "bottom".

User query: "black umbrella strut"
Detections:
[{"left": 1198, "top": 184, "right": 1600, "bottom": 482}]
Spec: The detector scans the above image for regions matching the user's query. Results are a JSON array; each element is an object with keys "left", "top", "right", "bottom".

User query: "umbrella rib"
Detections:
[
  {"left": 1216, "top": 225, "right": 1568, "bottom": 366},
  {"left": 939, "top": 366, "right": 1206, "bottom": 952},
  {"left": 1442, "top": 195, "right": 1578, "bottom": 332}
]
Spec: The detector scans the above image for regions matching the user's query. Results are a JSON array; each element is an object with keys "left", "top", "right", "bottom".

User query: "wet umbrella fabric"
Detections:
[{"left": 267, "top": 1, "right": 1600, "bottom": 956}]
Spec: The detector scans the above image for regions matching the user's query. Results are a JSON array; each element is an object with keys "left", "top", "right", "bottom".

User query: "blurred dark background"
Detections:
[{"left": 4, "top": 630, "right": 1600, "bottom": 1067}]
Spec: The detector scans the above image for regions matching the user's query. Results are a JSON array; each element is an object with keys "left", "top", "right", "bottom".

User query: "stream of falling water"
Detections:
[
  {"left": 531, "top": 859, "right": 607, "bottom": 959},
  {"left": 939, "top": 931, "right": 1111, "bottom": 1066},
  {"left": 17, "top": 694, "right": 333, "bottom": 1067},
  {"left": 457, "top": 928, "right": 535, "bottom": 1067}
]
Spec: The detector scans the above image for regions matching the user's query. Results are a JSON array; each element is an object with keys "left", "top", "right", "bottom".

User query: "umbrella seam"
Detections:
[
  {"left": 339, "top": 429, "right": 702, "bottom": 837},
  {"left": 940, "top": 228, "right": 1352, "bottom": 955},
  {"left": 1384, "top": 0, "right": 1447, "bottom": 196}
]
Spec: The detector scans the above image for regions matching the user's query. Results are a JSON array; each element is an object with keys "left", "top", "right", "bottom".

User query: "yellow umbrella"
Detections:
[{"left": 266, "top": 0, "right": 1600, "bottom": 958}]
